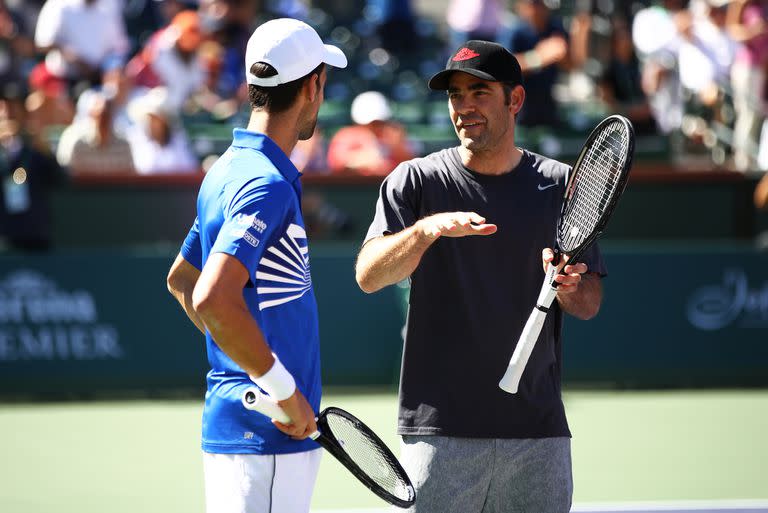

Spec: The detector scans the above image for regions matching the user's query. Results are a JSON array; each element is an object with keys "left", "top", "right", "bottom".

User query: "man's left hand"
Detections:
[{"left": 542, "top": 248, "right": 588, "bottom": 295}]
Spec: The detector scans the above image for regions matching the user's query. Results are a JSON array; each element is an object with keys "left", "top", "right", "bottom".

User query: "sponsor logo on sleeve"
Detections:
[
  {"left": 251, "top": 217, "right": 267, "bottom": 233},
  {"left": 242, "top": 231, "right": 260, "bottom": 247},
  {"left": 235, "top": 212, "right": 268, "bottom": 233},
  {"left": 235, "top": 213, "right": 254, "bottom": 226}
]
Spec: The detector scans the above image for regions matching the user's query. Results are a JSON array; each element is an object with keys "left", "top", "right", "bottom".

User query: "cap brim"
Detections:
[
  {"left": 428, "top": 68, "right": 498, "bottom": 90},
  {"left": 323, "top": 44, "right": 348, "bottom": 69}
]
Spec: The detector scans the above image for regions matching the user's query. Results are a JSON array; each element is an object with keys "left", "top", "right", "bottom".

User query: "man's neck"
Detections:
[
  {"left": 246, "top": 110, "right": 299, "bottom": 157},
  {"left": 458, "top": 144, "right": 524, "bottom": 176}
]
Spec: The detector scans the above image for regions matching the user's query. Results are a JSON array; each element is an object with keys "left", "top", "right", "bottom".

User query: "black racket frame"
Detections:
[
  {"left": 552, "top": 114, "right": 635, "bottom": 267},
  {"left": 315, "top": 406, "right": 416, "bottom": 508}
]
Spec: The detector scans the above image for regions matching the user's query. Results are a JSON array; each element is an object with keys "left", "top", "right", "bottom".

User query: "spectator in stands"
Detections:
[
  {"left": 124, "top": 0, "right": 198, "bottom": 54},
  {"left": 6, "top": 0, "right": 44, "bottom": 32},
  {"left": 56, "top": 91, "right": 135, "bottom": 173},
  {"left": 126, "top": 9, "right": 207, "bottom": 112},
  {"left": 34, "top": 0, "right": 130, "bottom": 92},
  {"left": 0, "top": 83, "right": 66, "bottom": 252},
  {"left": 24, "top": 62, "right": 75, "bottom": 144},
  {"left": 681, "top": 1, "right": 739, "bottom": 96},
  {"left": 727, "top": 0, "right": 768, "bottom": 171},
  {"left": 676, "top": 0, "right": 739, "bottom": 146},
  {"left": 125, "top": 87, "right": 199, "bottom": 174},
  {"left": 367, "top": 0, "right": 417, "bottom": 54},
  {"left": 155, "top": 0, "right": 196, "bottom": 22},
  {"left": 597, "top": 17, "right": 658, "bottom": 135},
  {"left": 446, "top": 0, "right": 503, "bottom": 51},
  {"left": 0, "top": 0, "right": 35, "bottom": 87},
  {"left": 101, "top": 66, "right": 136, "bottom": 136},
  {"left": 326, "top": 91, "right": 415, "bottom": 175},
  {"left": 506, "top": 0, "right": 570, "bottom": 128},
  {"left": 569, "top": 1, "right": 652, "bottom": 98},
  {"left": 632, "top": 0, "right": 691, "bottom": 134},
  {"left": 198, "top": 0, "right": 256, "bottom": 103}
]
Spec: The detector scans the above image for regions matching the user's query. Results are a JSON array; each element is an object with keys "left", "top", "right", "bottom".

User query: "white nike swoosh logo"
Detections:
[{"left": 537, "top": 182, "right": 558, "bottom": 191}]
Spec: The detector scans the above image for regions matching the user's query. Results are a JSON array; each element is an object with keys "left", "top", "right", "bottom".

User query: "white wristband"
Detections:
[{"left": 250, "top": 354, "right": 296, "bottom": 401}]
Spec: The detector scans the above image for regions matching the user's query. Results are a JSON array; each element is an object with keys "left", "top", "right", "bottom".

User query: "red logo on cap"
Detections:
[{"left": 453, "top": 48, "right": 480, "bottom": 61}]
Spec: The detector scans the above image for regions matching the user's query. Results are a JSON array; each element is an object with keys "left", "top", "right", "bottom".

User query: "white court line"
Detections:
[
  {"left": 571, "top": 499, "right": 768, "bottom": 512},
  {"left": 313, "top": 499, "right": 768, "bottom": 513},
  {"left": 312, "top": 510, "right": 387, "bottom": 513},
  {"left": 311, "top": 509, "right": 387, "bottom": 513}
]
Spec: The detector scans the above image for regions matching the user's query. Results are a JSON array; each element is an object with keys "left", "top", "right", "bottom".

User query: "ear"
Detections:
[
  {"left": 510, "top": 85, "right": 525, "bottom": 115},
  {"left": 305, "top": 73, "right": 321, "bottom": 103}
]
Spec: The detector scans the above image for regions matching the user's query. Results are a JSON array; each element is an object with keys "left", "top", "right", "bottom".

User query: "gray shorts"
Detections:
[{"left": 398, "top": 435, "right": 572, "bottom": 513}]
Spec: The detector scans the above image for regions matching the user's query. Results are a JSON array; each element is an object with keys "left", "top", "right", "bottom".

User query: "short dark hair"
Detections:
[
  {"left": 502, "top": 83, "right": 515, "bottom": 106},
  {"left": 248, "top": 62, "right": 325, "bottom": 113}
]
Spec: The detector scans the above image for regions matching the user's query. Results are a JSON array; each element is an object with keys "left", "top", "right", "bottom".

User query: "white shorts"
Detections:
[{"left": 203, "top": 449, "right": 322, "bottom": 513}]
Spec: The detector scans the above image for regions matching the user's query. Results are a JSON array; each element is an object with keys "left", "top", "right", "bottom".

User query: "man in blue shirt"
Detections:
[{"left": 166, "top": 18, "right": 347, "bottom": 513}]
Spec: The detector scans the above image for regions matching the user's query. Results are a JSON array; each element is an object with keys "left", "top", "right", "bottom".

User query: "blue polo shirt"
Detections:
[{"left": 181, "top": 128, "right": 321, "bottom": 455}]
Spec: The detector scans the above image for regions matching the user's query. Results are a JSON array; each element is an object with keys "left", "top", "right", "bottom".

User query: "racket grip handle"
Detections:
[
  {"left": 242, "top": 386, "right": 292, "bottom": 424},
  {"left": 499, "top": 308, "right": 548, "bottom": 394}
]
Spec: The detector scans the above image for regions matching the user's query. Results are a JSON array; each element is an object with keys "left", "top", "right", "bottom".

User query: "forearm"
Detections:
[
  {"left": 167, "top": 254, "right": 206, "bottom": 334},
  {"left": 355, "top": 222, "right": 434, "bottom": 293},
  {"left": 726, "top": 2, "right": 751, "bottom": 42},
  {"left": 517, "top": 36, "right": 569, "bottom": 73},
  {"left": 191, "top": 253, "right": 297, "bottom": 411},
  {"left": 557, "top": 272, "right": 603, "bottom": 320},
  {"left": 169, "top": 286, "right": 206, "bottom": 334},
  {"left": 195, "top": 295, "right": 276, "bottom": 377}
]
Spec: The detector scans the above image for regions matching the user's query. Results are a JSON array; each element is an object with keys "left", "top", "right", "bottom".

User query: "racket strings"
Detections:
[
  {"left": 559, "top": 120, "right": 629, "bottom": 252},
  {"left": 324, "top": 412, "right": 415, "bottom": 502}
]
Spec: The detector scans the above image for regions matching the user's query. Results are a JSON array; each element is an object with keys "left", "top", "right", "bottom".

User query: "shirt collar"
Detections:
[{"left": 232, "top": 128, "right": 300, "bottom": 183}]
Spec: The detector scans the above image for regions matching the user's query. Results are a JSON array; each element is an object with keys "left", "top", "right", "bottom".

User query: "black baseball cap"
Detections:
[{"left": 428, "top": 40, "right": 523, "bottom": 91}]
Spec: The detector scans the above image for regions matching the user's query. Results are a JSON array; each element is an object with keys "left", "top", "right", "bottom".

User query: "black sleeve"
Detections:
[
  {"left": 579, "top": 241, "right": 608, "bottom": 278},
  {"left": 363, "top": 162, "right": 422, "bottom": 244}
]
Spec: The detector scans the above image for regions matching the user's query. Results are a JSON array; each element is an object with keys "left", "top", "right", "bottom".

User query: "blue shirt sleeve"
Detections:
[
  {"left": 210, "top": 178, "right": 293, "bottom": 281},
  {"left": 180, "top": 217, "right": 203, "bottom": 270}
]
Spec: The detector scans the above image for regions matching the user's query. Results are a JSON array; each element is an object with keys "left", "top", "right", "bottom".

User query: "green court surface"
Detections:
[{"left": 0, "top": 389, "right": 766, "bottom": 513}]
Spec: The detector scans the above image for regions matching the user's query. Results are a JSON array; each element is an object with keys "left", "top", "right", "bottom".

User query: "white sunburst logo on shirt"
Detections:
[{"left": 255, "top": 224, "right": 311, "bottom": 310}]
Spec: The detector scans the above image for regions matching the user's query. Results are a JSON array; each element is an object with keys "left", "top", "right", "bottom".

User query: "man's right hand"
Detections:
[
  {"left": 274, "top": 389, "right": 318, "bottom": 440},
  {"left": 416, "top": 212, "right": 497, "bottom": 240}
]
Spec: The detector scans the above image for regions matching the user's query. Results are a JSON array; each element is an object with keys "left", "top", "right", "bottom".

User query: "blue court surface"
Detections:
[{"left": 313, "top": 501, "right": 768, "bottom": 513}]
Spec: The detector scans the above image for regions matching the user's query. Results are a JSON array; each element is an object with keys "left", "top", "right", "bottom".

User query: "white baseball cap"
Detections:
[
  {"left": 245, "top": 18, "right": 347, "bottom": 87},
  {"left": 351, "top": 91, "right": 392, "bottom": 125}
]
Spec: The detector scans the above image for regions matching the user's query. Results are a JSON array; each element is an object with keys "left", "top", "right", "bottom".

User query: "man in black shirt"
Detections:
[{"left": 355, "top": 41, "right": 606, "bottom": 512}]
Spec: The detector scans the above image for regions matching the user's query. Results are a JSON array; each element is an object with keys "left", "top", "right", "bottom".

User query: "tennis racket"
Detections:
[
  {"left": 241, "top": 387, "right": 416, "bottom": 508},
  {"left": 498, "top": 114, "right": 635, "bottom": 394}
]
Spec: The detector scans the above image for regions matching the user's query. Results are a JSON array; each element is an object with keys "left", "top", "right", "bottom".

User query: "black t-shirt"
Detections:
[{"left": 365, "top": 147, "right": 607, "bottom": 439}]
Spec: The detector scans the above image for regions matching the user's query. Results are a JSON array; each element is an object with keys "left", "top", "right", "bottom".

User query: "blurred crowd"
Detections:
[
  {"left": 1, "top": 0, "right": 767, "bottom": 175},
  {"left": 1, "top": 0, "right": 768, "bottom": 248}
]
